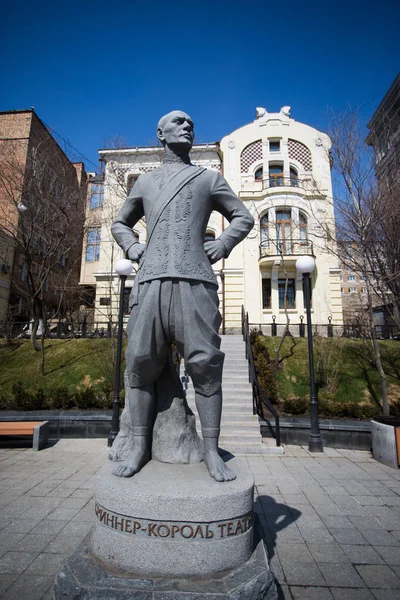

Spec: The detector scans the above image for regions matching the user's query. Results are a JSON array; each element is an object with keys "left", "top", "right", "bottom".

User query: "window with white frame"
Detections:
[
  {"left": 262, "top": 278, "right": 271, "bottom": 308},
  {"left": 269, "top": 140, "right": 280, "bottom": 153},
  {"left": 90, "top": 184, "right": 104, "bottom": 209},
  {"left": 260, "top": 214, "right": 269, "bottom": 247},
  {"left": 86, "top": 227, "right": 101, "bottom": 262},
  {"left": 347, "top": 275, "right": 356, "bottom": 282},
  {"left": 254, "top": 167, "right": 263, "bottom": 181}
]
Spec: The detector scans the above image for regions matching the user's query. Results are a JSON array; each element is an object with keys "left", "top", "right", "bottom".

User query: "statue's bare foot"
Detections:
[
  {"left": 112, "top": 438, "right": 150, "bottom": 478},
  {"left": 204, "top": 450, "right": 236, "bottom": 482}
]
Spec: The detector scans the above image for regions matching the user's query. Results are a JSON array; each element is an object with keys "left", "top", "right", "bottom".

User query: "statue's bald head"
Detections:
[{"left": 157, "top": 110, "right": 194, "bottom": 149}]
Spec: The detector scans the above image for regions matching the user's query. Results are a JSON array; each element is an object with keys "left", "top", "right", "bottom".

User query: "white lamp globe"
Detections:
[
  {"left": 115, "top": 258, "right": 133, "bottom": 277},
  {"left": 296, "top": 255, "right": 316, "bottom": 274}
]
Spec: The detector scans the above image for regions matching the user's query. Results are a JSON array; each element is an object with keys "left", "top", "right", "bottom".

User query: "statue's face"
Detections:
[{"left": 157, "top": 111, "right": 194, "bottom": 149}]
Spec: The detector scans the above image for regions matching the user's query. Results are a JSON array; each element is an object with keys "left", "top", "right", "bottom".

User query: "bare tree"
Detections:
[
  {"left": 313, "top": 108, "right": 400, "bottom": 416},
  {"left": 0, "top": 133, "right": 87, "bottom": 365}
]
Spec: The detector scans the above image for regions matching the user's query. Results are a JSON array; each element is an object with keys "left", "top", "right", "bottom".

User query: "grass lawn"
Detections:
[
  {"left": 0, "top": 339, "right": 126, "bottom": 409},
  {"left": 255, "top": 335, "right": 400, "bottom": 415}
]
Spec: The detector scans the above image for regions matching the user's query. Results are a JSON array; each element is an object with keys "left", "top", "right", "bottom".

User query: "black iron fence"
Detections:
[
  {"left": 241, "top": 306, "right": 281, "bottom": 447},
  {"left": 0, "top": 320, "right": 128, "bottom": 340},
  {"left": 249, "top": 320, "right": 400, "bottom": 340},
  {"left": 2, "top": 319, "right": 399, "bottom": 341}
]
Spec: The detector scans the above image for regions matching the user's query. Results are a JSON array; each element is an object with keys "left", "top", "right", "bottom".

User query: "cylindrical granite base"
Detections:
[{"left": 91, "top": 457, "right": 254, "bottom": 577}]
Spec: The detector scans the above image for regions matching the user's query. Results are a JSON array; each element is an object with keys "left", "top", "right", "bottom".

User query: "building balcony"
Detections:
[
  {"left": 239, "top": 176, "right": 319, "bottom": 199},
  {"left": 259, "top": 239, "right": 314, "bottom": 261}
]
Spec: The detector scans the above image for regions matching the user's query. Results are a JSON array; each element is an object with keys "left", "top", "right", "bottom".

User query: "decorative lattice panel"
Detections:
[
  {"left": 240, "top": 140, "right": 262, "bottom": 173},
  {"left": 139, "top": 165, "right": 158, "bottom": 172},
  {"left": 288, "top": 139, "right": 312, "bottom": 171}
]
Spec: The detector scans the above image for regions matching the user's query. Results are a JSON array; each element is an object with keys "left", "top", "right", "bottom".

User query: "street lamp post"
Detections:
[
  {"left": 108, "top": 258, "right": 133, "bottom": 447},
  {"left": 296, "top": 256, "right": 323, "bottom": 452}
]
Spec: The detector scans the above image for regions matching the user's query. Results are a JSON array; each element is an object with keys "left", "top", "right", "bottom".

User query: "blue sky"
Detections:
[{"left": 1, "top": 0, "right": 399, "bottom": 171}]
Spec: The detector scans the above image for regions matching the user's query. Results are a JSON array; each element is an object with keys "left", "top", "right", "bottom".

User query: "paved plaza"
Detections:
[{"left": 1, "top": 441, "right": 400, "bottom": 599}]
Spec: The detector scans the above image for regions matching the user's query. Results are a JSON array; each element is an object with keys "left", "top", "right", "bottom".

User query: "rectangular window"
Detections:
[
  {"left": 90, "top": 184, "right": 104, "bottom": 209},
  {"left": 349, "top": 287, "right": 356, "bottom": 293},
  {"left": 347, "top": 275, "right": 356, "bottom": 281},
  {"left": 262, "top": 279, "right": 271, "bottom": 309},
  {"left": 278, "top": 278, "right": 295, "bottom": 309},
  {"left": 99, "top": 297, "right": 111, "bottom": 306},
  {"left": 86, "top": 227, "right": 101, "bottom": 262},
  {"left": 269, "top": 141, "right": 280, "bottom": 152}
]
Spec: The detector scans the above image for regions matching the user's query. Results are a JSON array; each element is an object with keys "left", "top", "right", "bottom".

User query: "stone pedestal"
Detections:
[
  {"left": 91, "top": 457, "right": 254, "bottom": 577},
  {"left": 54, "top": 514, "right": 277, "bottom": 599},
  {"left": 54, "top": 455, "right": 277, "bottom": 599}
]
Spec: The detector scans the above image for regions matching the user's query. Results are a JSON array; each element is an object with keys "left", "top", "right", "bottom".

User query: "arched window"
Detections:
[
  {"left": 269, "top": 163, "right": 283, "bottom": 187},
  {"left": 299, "top": 212, "right": 307, "bottom": 245},
  {"left": 204, "top": 230, "right": 215, "bottom": 242},
  {"left": 255, "top": 167, "right": 263, "bottom": 181},
  {"left": 260, "top": 214, "right": 269, "bottom": 247},
  {"left": 276, "top": 209, "right": 292, "bottom": 254},
  {"left": 290, "top": 167, "right": 298, "bottom": 187}
]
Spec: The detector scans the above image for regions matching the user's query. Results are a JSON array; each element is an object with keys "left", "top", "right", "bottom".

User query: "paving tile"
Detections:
[
  {"left": 298, "top": 527, "right": 335, "bottom": 544},
  {"left": 0, "top": 574, "right": 18, "bottom": 596},
  {"left": 318, "top": 562, "right": 365, "bottom": 586},
  {"left": 356, "top": 564, "right": 400, "bottom": 588},
  {"left": 281, "top": 560, "right": 325, "bottom": 586},
  {"left": 290, "top": 586, "right": 333, "bottom": 599},
  {"left": 25, "top": 552, "right": 69, "bottom": 576},
  {"left": 45, "top": 533, "right": 86, "bottom": 554},
  {"left": 1, "top": 517, "right": 42, "bottom": 535},
  {"left": 13, "top": 534, "right": 54, "bottom": 553},
  {"left": 46, "top": 507, "right": 81, "bottom": 521},
  {"left": 361, "top": 529, "right": 400, "bottom": 546},
  {"left": 330, "top": 527, "right": 368, "bottom": 545},
  {"left": 371, "top": 589, "right": 400, "bottom": 599},
  {"left": 317, "top": 515, "right": 355, "bottom": 529},
  {"left": 277, "top": 543, "right": 314, "bottom": 564},
  {"left": 59, "top": 520, "right": 92, "bottom": 537},
  {"left": 1, "top": 574, "right": 53, "bottom": 600},
  {"left": 332, "top": 589, "right": 374, "bottom": 599},
  {"left": 29, "top": 519, "right": 69, "bottom": 536},
  {"left": 307, "top": 542, "right": 349, "bottom": 563},
  {"left": 276, "top": 583, "right": 292, "bottom": 599},
  {"left": 0, "top": 551, "right": 39, "bottom": 574},
  {"left": 342, "top": 544, "right": 385, "bottom": 564},
  {"left": 0, "top": 533, "right": 26, "bottom": 558},
  {"left": 375, "top": 545, "right": 400, "bottom": 565},
  {"left": 349, "top": 515, "right": 386, "bottom": 530},
  {"left": 354, "top": 495, "right": 384, "bottom": 506}
]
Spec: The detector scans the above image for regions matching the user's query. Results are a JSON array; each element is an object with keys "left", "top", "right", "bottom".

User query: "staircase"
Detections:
[{"left": 183, "top": 335, "right": 283, "bottom": 455}]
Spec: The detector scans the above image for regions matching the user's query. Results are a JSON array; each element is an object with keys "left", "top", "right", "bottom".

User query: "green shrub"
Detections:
[
  {"left": 250, "top": 333, "right": 278, "bottom": 403},
  {"left": 319, "top": 396, "right": 378, "bottom": 419},
  {"left": 283, "top": 397, "right": 309, "bottom": 415},
  {"left": 46, "top": 386, "right": 75, "bottom": 410}
]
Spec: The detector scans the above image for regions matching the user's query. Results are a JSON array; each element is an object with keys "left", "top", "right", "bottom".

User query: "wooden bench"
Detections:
[{"left": 0, "top": 421, "right": 50, "bottom": 450}]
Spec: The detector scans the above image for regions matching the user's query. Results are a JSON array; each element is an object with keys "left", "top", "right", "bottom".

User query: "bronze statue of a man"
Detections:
[{"left": 110, "top": 111, "right": 254, "bottom": 482}]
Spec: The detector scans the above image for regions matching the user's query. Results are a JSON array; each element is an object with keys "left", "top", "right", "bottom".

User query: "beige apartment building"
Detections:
[{"left": 80, "top": 108, "right": 343, "bottom": 331}]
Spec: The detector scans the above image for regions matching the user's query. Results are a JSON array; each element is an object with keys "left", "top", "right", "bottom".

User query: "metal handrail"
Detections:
[
  {"left": 241, "top": 305, "right": 281, "bottom": 446},
  {"left": 259, "top": 239, "right": 314, "bottom": 258},
  {"left": 262, "top": 176, "right": 316, "bottom": 190}
]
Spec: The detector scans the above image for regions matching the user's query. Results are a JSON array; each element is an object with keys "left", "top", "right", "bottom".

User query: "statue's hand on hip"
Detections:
[
  {"left": 204, "top": 239, "right": 226, "bottom": 264},
  {"left": 127, "top": 243, "right": 146, "bottom": 262}
]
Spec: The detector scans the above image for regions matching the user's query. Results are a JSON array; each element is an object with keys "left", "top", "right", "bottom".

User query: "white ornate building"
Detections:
[{"left": 79, "top": 108, "right": 343, "bottom": 331}]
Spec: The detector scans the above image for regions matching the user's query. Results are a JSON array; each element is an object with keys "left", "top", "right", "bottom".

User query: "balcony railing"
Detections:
[
  {"left": 262, "top": 176, "right": 316, "bottom": 190},
  {"left": 259, "top": 239, "right": 314, "bottom": 259}
]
